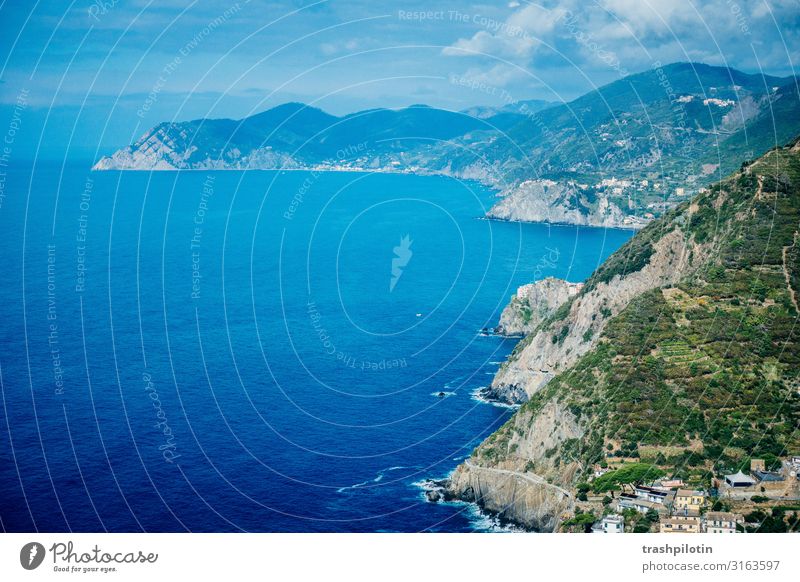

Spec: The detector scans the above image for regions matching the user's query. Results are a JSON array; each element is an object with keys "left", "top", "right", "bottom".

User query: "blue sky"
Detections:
[{"left": 0, "top": 0, "right": 798, "bottom": 158}]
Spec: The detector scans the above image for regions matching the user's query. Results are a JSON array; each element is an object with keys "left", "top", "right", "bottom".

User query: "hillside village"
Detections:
[
  {"left": 569, "top": 455, "right": 800, "bottom": 533},
  {"left": 558, "top": 172, "right": 701, "bottom": 229},
  {"left": 439, "top": 139, "right": 800, "bottom": 534},
  {"left": 95, "top": 64, "right": 800, "bottom": 232}
]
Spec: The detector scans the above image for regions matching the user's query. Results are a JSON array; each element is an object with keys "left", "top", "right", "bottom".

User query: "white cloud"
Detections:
[
  {"left": 446, "top": 0, "right": 796, "bottom": 77},
  {"left": 443, "top": 29, "right": 538, "bottom": 58},
  {"left": 508, "top": 3, "right": 566, "bottom": 37},
  {"left": 442, "top": 4, "right": 564, "bottom": 60},
  {"left": 599, "top": 0, "right": 684, "bottom": 37},
  {"left": 320, "top": 38, "right": 361, "bottom": 56}
]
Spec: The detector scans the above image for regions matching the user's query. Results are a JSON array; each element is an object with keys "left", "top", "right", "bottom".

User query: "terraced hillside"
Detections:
[{"left": 446, "top": 138, "right": 800, "bottom": 530}]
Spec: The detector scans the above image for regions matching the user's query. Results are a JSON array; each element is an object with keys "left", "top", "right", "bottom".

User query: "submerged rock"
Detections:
[
  {"left": 425, "top": 489, "right": 442, "bottom": 503},
  {"left": 420, "top": 479, "right": 454, "bottom": 504}
]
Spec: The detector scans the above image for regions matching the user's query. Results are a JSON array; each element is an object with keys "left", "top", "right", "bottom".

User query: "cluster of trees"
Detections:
[
  {"left": 743, "top": 507, "right": 800, "bottom": 533},
  {"left": 590, "top": 463, "right": 665, "bottom": 493}
]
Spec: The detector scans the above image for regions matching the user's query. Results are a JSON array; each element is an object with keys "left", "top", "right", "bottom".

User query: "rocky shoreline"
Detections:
[
  {"left": 422, "top": 277, "right": 589, "bottom": 529},
  {"left": 425, "top": 224, "right": 707, "bottom": 528},
  {"left": 487, "top": 179, "right": 651, "bottom": 231},
  {"left": 421, "top": 460, "right": 574, "bottom": 532},
  {"left": 471, "top": 385, "right": 526, "bottom": 407},
  {"left": 95, "top": 147, "right": 657, "bottom": 230}
]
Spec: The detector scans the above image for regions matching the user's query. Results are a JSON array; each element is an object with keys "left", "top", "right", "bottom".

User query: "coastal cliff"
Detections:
[
  {"left": 442, "top": 138, "right": 800, "bottom": 531},
  {"left": 446, "top": 399, "right": 581, "bottom": 531},
  {"left": 487, "top": 179, "right": 644, "bottom": 230},
  {"left": 94, "top": 64, "right": 800, "bottom": 230},
  {"left": 489, "top": 225, "right": 708, "bottom": 404},
  {"left": 496, "top": 277, "right": 582, "bottom": 337}
]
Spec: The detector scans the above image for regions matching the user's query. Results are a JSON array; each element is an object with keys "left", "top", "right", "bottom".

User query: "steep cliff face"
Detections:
[
  {"left": 93, "top": 122, "right": 310, "bottom": 171},
  {"left": 94, "top": 126, "right": 195, "bottom": 170},
  {"left": 447, "top": 399, "right": 582, "bottom": 531},
  {"left": 487, "top": 179, "right": 639, "bottom": 230},
  {"left": 496, "top": 278, "right": 582, "bottom": 336},
  {"left": 444, "top": 138, "right": 800, "bottom": 531},
  {"left": 489, "top": 226, "right": 708, "bottom": 404}
]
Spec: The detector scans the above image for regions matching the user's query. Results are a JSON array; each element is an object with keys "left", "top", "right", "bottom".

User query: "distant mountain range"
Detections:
[
  {"left": 459, "top": 98, "right": 554, "bottom": 119},
  {"left": 95, "top": 62, "right": 800, "bottom": 228}
]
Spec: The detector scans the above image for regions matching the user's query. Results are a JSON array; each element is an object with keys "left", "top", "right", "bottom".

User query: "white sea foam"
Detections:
[
  {"left": 470, "top": 386, "right": 519, "bottom": 409},
  {"left": 431, "top": 390, "right": 456, "bottom": 398},
  {"left": 464, "top": 503, "right": 523, "bottom": 533},
  {"left": 337, "top": 465, "right": 410, "bottom": 492},
  {"left": 413, "top": 479, "right": 522, "bottom": 533}
]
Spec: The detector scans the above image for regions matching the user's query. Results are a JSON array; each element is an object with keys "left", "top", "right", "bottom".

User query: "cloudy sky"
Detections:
[{"left": 0, "top": 0, "right": 798, "bottom": 157}]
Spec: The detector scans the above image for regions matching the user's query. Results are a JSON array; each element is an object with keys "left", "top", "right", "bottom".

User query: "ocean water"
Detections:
[{"left": 0, "top": 162, "right": 632, "bottom": 532}]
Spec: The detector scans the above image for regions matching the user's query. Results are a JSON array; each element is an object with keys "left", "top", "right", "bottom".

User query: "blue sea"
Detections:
[{"left": 0, "top": 162, "right": 632, "bottom": 532}]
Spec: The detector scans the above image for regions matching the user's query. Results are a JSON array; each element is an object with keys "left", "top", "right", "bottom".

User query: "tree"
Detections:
[
  {"left": 592, "top": 463, "right": 665, "bottom": 493},
  {"left": 711, "top": 498, "right": 731, "bottom": 512}
]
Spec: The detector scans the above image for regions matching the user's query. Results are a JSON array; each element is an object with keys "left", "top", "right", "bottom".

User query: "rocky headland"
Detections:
[{"left": 431, "top": 139, "right": 800, "bottom": 531}]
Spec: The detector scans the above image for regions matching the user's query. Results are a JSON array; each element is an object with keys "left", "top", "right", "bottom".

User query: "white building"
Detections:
[
  {"left": 593, "top": 514, "right": 624, "bottom": 534},
  {"left": 617, "top": 494, "right": 662, "bottom": 514},
  {"left": 724, "top": 470, "right": 756, "bottom": 488},
  {"left": 704, "top": 512, "right": 742, "bottom": 533},
  {"left": 633, "top": 485, "right": 670, "bottom": 505}
]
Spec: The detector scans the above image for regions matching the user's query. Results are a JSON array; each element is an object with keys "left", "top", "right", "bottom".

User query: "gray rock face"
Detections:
[
  {"left": 496, "top": 277, "right": 582, "bottom": 337},
  {"left": 490, "top": 228, "right": 707, "bottom": 403},
  {"left": 447, "top": 464, "right": 570, "bottom": 531},
  {"left": 445, "top": 400, "right": 583, "bottom": 531},
  {"left": 487, "top": 179, "right": 646, "bottom": 230}
]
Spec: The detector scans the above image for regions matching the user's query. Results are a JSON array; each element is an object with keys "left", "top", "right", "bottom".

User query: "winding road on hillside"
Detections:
[
  {"left": 464, "top": 460, "right": 572, "bottom": 498},
  {"left": 783, "top": 231, "right": 799, "bottom": 315}
]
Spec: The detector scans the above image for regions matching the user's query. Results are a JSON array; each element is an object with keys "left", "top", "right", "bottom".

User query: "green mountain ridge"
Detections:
[
  {"left": 445, "top": 137, "right": 800, "bottom": 531},
  {"left": 94, "top": 62, "right": 800, "bottom": 228}
]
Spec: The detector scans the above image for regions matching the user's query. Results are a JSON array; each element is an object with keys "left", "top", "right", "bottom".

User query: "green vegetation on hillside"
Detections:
[{"left": 473, "top": 138, "right": 800, "bottom": 491}]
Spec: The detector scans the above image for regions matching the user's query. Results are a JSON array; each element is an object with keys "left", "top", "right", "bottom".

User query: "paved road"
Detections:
[
  {"left": 783, "top": 231, "right": 799, "bottom": 314},
  {"left": 464, "top": 460, "right": 572, "bottom": 498}
]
